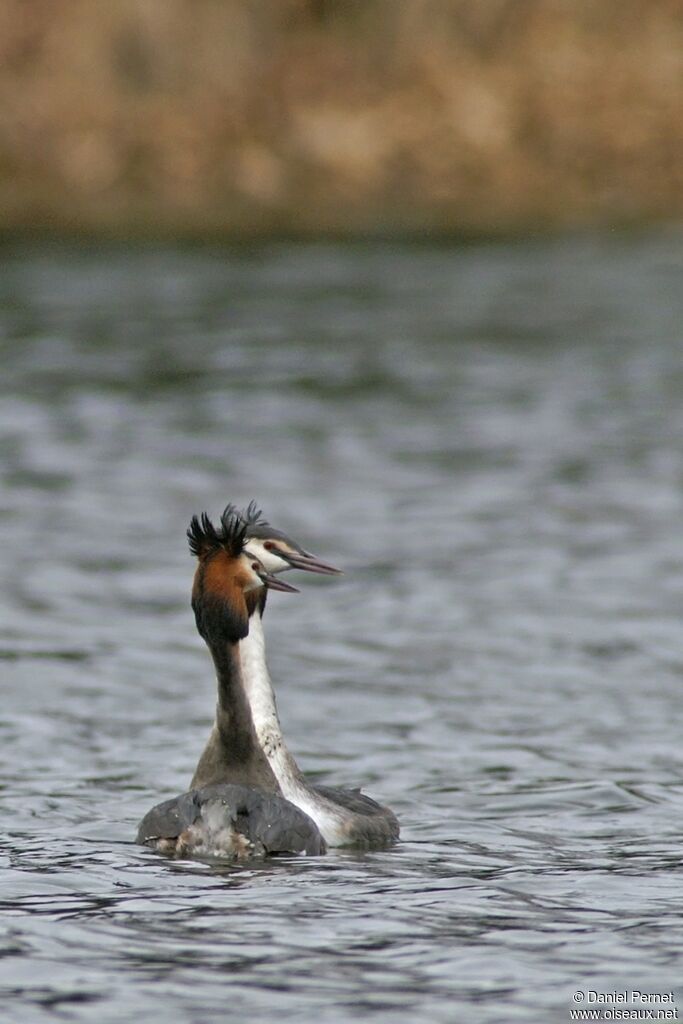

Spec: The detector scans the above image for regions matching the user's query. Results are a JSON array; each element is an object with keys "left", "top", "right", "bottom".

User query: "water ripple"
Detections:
[{"left": 2, "top": 235, "right": 683, "bottom": 1022}]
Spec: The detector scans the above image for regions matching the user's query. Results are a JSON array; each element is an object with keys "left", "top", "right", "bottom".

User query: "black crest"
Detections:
[
  {"left": 187, "top": 509, "right": 247, "bottom": 560},
  {"left": 219, "top": 500, "right": 269, "bottom": 529},
  {"left": 240, "top": 500, "right": 270, "bottom": 529}
]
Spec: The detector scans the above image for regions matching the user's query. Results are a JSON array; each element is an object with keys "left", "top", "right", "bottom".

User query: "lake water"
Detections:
[{"left": 2, "top": 232, "right": 683, "bottom": 1022}]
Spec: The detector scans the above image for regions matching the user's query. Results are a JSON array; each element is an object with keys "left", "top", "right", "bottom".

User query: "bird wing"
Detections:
[{"left": 137, "top": 784, "right": 325, "bottom": 856}]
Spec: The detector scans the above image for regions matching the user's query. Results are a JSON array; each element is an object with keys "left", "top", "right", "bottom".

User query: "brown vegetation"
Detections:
[{"left": 1, "top": 0, "right": 681, "bottom": 236}]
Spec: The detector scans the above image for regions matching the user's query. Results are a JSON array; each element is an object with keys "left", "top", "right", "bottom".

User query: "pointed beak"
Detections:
[
  {"left": 281, "top": 550, "right": 344, "bottom": 576},
  {"left": 259, "top": 570, "right": 300, "bottom": 593}
]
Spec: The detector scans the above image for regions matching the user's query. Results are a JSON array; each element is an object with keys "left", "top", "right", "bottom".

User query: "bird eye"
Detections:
[{"left": 263, "top": 541, "right": 274, "bottom": 551}]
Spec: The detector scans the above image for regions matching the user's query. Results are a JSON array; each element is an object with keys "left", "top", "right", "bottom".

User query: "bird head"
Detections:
[{"left": 187, "top": 508, "right": 298, "bottom": 642}]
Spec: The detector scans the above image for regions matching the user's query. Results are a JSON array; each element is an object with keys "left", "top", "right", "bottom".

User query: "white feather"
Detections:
[{"left": 239, "top": 613, "right": 347, "bottom": 845}]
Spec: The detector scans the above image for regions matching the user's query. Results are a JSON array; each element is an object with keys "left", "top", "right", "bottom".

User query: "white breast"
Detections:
[{"left": 239, "top": 613, "right": 348, "bottom": 845}]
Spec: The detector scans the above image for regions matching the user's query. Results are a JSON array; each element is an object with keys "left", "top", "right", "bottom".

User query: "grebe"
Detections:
[
  {"left": 234, "top": 502, "right": 400, "bottom": 849},
  {"left": 137, "top": 510, "right": 324, "bottom": 858},
  {"left": 237, "top": 500, "right": 344, "bottom": 578}
]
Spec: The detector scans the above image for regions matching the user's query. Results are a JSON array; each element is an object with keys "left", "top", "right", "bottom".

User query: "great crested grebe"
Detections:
[
  {"left": 232, "top": 502, "right": 400, "bottom": 849},
  {"left": 237, "top": 500, "right": 344, "bottom": 578},
  {"left": 137, "top": 510, "right": 324, "bottom": 858}
]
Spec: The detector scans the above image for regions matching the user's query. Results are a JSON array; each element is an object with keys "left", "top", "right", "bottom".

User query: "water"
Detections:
[{"left": 2, "top": 232, "right": 683, "bottom": 1023}]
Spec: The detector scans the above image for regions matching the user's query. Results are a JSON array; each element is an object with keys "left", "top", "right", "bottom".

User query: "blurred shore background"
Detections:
[{"left": 1, "top": 0, "right": 682, "bottom": 239}]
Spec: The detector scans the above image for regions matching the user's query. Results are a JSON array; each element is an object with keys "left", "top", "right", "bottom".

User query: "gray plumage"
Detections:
[
  {"left": 313, "top": 785, "right": 400, "bottom": 845},
  {"left": 137, "top": 784, "right": 325, "bottom": 858},
  {"left": 314, "top": 785, "right": 400, "bottom": 828}
]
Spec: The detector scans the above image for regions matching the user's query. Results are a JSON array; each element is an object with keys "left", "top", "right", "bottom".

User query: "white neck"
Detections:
[
  {"left": 238, "top": 611, "right": 283, "bottom": 753},
  {"left": 239, "top": 611, "right": 347, "bottom": 844}
]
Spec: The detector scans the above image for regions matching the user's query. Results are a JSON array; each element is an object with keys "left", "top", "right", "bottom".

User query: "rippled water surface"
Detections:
[{"left": 3, "top": 234, "right": 683, "bottom": 1022}]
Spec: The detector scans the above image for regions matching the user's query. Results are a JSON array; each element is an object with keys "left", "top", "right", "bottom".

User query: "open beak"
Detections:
[
  {"left": 280, "top": 549, "right": 344, "bottom": 576},
  {"left": 259, "top": 570, "right": 300, "bottom": 593}
]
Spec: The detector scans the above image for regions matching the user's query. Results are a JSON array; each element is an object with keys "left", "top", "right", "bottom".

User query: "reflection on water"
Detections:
[{"left": 2, "top": 233, "right": 683, "bottom": 1022}]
